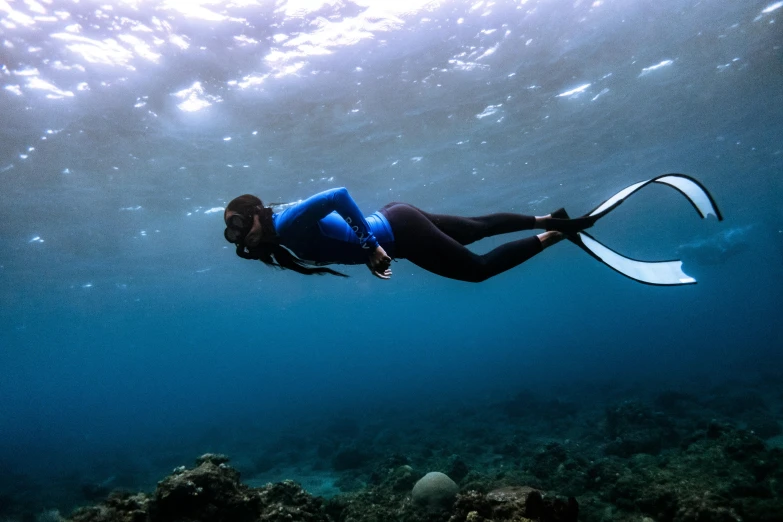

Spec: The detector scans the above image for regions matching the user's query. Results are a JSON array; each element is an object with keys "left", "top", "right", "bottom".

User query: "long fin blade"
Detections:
[
  {"left": 653, "top": 174, "right": 723, "bottom": 220},
  {"left": 589, "top": 180, "right": 647, "bottom": 217},
  {"left": 586, "top": 173, "right": 722, "bottom": 221},
  {"left": 570, "top": 232, "right": 697, "bottom": 286}
]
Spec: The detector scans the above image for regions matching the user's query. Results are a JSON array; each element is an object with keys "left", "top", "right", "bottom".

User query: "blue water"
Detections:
[{"left": 1, "top": 0, "right": 781, "bottom": 515}]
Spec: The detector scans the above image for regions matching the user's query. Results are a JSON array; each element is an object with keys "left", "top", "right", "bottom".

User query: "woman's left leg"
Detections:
[
  {"left": 380, "top": 203, "right": 563, "bottom": 282},
  {"left": 415, "top": 207, "right": 537, "bottom": 246},
  {"left": 379, "top": 203, "right": 559, "bottom": 246}
]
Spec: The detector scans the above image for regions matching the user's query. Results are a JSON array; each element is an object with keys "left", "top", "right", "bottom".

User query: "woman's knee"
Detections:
[
  {"left": 462, "top": 271, "right": 490, "bottom": 283},
  {"left": 438, "top": 257, "right": 492, "bottom": 283}
]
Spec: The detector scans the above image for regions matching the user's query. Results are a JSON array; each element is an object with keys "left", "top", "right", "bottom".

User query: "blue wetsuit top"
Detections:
[{"left": 272, "top": 187, "right": 395, "bottom": 265}]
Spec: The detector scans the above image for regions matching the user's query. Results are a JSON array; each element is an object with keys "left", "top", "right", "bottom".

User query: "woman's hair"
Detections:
[{"left": 226, "top": 194, "right": 348, "bottom": 277}]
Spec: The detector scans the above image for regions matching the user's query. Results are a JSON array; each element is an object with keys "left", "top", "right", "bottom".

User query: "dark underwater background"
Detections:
[{"left": 1, "top": 0, "right": 782, "bottom": 520}]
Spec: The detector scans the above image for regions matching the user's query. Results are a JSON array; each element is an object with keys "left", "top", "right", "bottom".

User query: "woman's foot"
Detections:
[
  {"left": 539, "top": 207, "right": 597, "bottom": 234},
  {"left": 534, "top": 208, "right": 569, "bottom": 229},
  {"left": 537, "top": 230, "right": 565, "bottom": 248}
]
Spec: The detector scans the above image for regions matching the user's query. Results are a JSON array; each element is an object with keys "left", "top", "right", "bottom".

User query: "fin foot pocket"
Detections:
[{"left": 545, "top": 215, "right": 599, "bottom": 234}]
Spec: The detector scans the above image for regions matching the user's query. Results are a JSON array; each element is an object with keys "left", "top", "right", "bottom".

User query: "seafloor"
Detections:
[{"left": 2, "top": 373, "right": 782, "bottom": 522}]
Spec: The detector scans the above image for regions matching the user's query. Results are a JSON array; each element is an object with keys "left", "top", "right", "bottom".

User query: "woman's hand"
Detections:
[{"left": 368, "top": 245, "right": 392, "bottom": 280}]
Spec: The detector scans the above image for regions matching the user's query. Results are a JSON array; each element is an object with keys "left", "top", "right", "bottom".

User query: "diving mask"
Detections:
[{"left": 224, "top": 213, "right": 252, "bottom": 244}]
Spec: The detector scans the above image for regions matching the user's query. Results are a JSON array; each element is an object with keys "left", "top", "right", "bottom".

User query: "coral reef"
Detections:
[
  {"left": 61, "top": 454, "right": 574, "bottom": 522},
  {"left": 3, "top": 376, "right": 782, "bottom": 522}
]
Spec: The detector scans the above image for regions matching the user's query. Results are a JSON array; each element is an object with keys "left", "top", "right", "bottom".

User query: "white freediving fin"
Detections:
[
  {"left": 568, "top": 173, "right": 722, "bottom": 285},
  {"left": 570, "top": 232, "right": 697, "bottom": 285},
  {"left": 587, "top": 173, "right": 723, "bottom": 221}
]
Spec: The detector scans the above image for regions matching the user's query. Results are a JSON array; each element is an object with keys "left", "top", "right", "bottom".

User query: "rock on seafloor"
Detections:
[
  {"left": 68, "top": 455, "right": 327, "bottom": 522},
  {"left": 412, "top": 471, "right": 460, "bottom": 510}
]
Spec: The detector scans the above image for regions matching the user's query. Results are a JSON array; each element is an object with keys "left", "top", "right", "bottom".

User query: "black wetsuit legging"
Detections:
[{"left": 378, "top": 203, "right": 543, "bottom": 283}]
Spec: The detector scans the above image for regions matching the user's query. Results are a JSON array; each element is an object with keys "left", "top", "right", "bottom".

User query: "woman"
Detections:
[{"left": 223, "top": 187, "right": 594, "bottom": 282}]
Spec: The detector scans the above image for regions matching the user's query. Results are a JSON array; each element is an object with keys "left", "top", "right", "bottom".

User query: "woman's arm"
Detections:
[
  {"left": 278, "top": 187, "right": 392, "bottom": 278},
  {"left": 280, "top": 187, "right": 381, "bottom": 251}
]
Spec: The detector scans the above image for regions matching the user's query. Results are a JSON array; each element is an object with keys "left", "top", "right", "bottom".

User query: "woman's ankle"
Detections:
[
  {"left": 534, "top": 215, "right": 551, "bottom": 229},
  {"left": 537, "top": 230, "right": 565, "bottom": 248}
]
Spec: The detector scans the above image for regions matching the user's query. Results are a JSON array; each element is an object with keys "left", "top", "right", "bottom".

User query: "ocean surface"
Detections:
[{"left": 1, "top": 0, "right": 781, "bottom": 519}]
